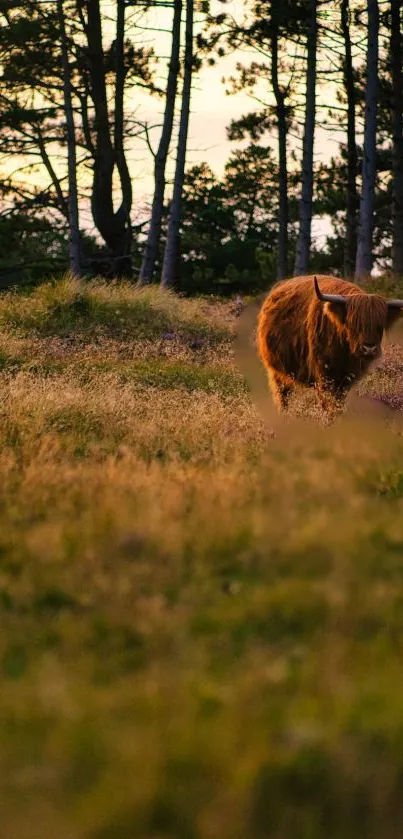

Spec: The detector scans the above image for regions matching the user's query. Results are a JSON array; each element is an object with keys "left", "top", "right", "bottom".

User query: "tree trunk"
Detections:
[
  {"left": 139, "top": 0, "right": 182, "bottom": 285},
  {"left": 114, "top": 0, "right": 132, "bottom": 276},
  {"left": 86, "top": 0, "right": 132, "bottom": 276},
  {"left": 57, "top": 0, "right": 81, "bottom": 276},
  {"left": 355, "top": 0, "right": 379, "bottom": 280},
  {"left": 293, "top": 0, "right": 317, "bottom": 276},
  {"left": 270, "top": 4, "right": 288, "bottom": 281},
  {"left": 391, "top": 0, "right": 403, "bottom": 274},
  {"left": 161, "top": 0, "right": 193, "bottom": 289},
  {"left": 341, "top": 0, "right": 358, "bottom": 278}
]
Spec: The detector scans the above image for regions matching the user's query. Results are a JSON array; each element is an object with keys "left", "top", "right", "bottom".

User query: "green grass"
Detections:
[
  {"left": 0, "top": 275, "right": 230, "bottom": 342},
  {"left": 1, "top": 276, "right": 403, "bottom": 838}
]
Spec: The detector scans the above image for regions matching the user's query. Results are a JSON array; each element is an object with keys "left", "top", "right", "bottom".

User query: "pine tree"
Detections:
[
  {"left": 355, "top": 0, "right": 379, "bottom": 279},
  {"left": 0, "top": 0, "right": 158, "bottom": 276},
  {"left": 340, "top": 0, "right": 358, "bottom": 277},
  {"left": 293, "top": 0, "right": 317, "bottom": 276},
  {"left": 57, "top": 0, "right": 81, "bottom": 277},
  {"left": 161, "top": 0, "right": 194, "bottom": 288},
  {"left": 139, "top": 0, "right": 182, "bottom": 285},
  {"left": 390, "top": 0, "right": 403, "bottom": 274}
]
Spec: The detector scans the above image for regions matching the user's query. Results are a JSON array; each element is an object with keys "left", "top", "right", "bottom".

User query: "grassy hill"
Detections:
[{"left": 1, "top": 276, "right": 403, "bottom": 839}]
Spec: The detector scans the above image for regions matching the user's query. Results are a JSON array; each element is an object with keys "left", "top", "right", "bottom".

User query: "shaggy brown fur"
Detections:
[{"left": 257, "top": 274, "right": 402, "bottom": 417}]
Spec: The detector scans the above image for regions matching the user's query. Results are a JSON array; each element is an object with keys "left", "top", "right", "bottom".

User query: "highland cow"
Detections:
[{"left": 257, "top": 274, "right": 403, "bottom": 417}]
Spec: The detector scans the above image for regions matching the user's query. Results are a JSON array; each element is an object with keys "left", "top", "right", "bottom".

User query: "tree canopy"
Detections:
[{"left": 0, "top": 0, "right": 402, "bottom": 291}]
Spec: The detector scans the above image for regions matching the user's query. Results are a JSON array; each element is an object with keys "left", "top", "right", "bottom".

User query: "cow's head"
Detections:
[{"left": 314, "top": 277, "right": 403, "bottom": 359}]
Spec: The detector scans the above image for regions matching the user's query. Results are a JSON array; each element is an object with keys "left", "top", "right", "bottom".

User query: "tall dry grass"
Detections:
[{"left": 1, "top": 276, "right": 403, "bottom": 839}]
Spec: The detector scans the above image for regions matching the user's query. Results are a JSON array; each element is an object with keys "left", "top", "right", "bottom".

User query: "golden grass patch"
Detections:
[{"left": 0, "top": 277, "right": 403, "bottom": 838}]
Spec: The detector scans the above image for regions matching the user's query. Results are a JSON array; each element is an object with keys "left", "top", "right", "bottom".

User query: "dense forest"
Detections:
[{"left": 0, "top": 0, "right": 402, "bottom": 295}]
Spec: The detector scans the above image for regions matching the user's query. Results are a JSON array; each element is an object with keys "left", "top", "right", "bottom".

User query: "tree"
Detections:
[
  {"left": 202, "top": 0, "right": 306, "bottom": 282},
  {"left": 355, "top": 0, "right": 379, "bottom": 279},
  {"left": 177, "top": 146, "right": 281, "bottom": 294},
  {"left": 270, "top": 1, "right": 289, "bottom": 280},
  {"left": 0, "top": 4, "right": 70, "bottom": 219},
  {"left": 224, "top": 144, "right": 279, "bottom": 238},
  {"left": 179, "top": 163, "right": 236, "bottom": 293},
  {"left": 161, "top": 0, "right": 194, "bottom": 288},
  {"left": 139, "top": 0, "right": 182, "bottom": 285},
  {"left": 0, "top": 0, "right": 158, "bottom": 276},
  {"left": 85, "top": 0, "right": 133, "bottom": 275},
  {"left": 293, "top": 0, "right": 317, "bottom": 276},
  {"left": 340, "top": 0, "right": 358, "bottom": 277},
  {"left": 0, "top": 209, "right": 68, "bottom": 285},
  {"left": 57, "top": 0, "right": 81, "bottom": 276},
  {"left": 390, "top": 0, "right": 403, "bottom": 274}
]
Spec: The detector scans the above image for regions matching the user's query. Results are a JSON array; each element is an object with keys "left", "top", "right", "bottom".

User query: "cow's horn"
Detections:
[
  {"left": 314, "top": 276, "right": 348, "bottom": 305},
  {"left": 387, "top": 297, "right": 403, "bottom": 309}
]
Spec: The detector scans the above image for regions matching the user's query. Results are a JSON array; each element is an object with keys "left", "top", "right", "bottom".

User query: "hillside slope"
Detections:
[{"left": 1, "top": 276, "right": 403, "bottom": 839}]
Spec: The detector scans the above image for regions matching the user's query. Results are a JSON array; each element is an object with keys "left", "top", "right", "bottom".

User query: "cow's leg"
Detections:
[
  {"left": 315, "top": 377, "right": 347, "bottom": 422},
  {"left": 268, "top": 369, "right": 294, "bottom": 412},
  {"left": 314, "top": 371, "right": 332, "bottom": 413}
]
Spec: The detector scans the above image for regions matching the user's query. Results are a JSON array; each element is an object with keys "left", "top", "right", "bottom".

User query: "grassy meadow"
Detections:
[{"left": 2, "top": 275, "right": 403, "bottom": 838}]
